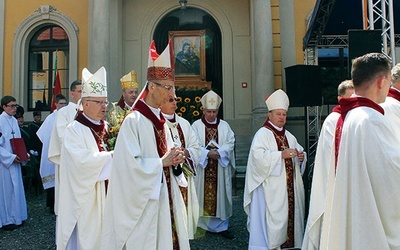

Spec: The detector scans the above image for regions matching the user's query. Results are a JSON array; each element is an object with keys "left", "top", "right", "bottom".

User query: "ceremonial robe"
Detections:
[
  {"left": 57, "top": 113, "right": 112, "bottom": 249},
  {"left": 320, "top": 97, "right": 400, "bottom": 249},
  {"left": 101, "top": 100, "right": 189, "bottom": 250},
  {"left": 302, "top": 107, "right": 340, "bottom": 250},
  {"left": 191, "top": 118, "right": 235, "bottom": 232},
  {"left": 37, "top": 110, "right": 57, "bottom": 189},
  {"left": 244, "top": 125, "right": 306, "bottom": 249},
  {"left": 0, "top": 112, "right": 27, "bottom": 227},
  {"left": 381, "top": 87, "right": 400, "bottom": 141},
  {"left": 165, "top": 114, "right": 201, "bottom": 239},
  {"left": 48, "top": 102, "right": 78, "bottom": 215}
]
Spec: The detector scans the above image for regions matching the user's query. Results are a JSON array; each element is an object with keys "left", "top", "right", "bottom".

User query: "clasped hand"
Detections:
[
  {"left": 282, "top": 148, "right": 304, "bottom": 162},
  {"left": 162, "top": 147, "right": 186, "bottom": 167},
  {"left": 207, "top": 148, "right": 220, "bottom": 160}
]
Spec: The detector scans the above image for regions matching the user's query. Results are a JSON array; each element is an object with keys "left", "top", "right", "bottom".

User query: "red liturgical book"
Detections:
[{"left": 10, "top": 138, "right": 29, "bottom": 161}]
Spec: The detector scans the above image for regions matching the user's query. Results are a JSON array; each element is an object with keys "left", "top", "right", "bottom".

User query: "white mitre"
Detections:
[
  {"left": 201, "top": 90, "right": 222, "bottom": 109},
  {"left": 82, "top": 66, "right": 108, "bottom": 98},
  {"left": 265, "top": 89, "right": 289, "bottom": 111}
]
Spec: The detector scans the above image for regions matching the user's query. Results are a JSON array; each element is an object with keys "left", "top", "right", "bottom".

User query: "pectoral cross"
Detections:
[{"left": 100, "top": 140, "right": 108, "bottom": 151}]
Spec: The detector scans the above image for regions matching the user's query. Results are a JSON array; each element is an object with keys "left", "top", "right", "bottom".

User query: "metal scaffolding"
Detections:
[
  {"left": 363, "top": 0, "right": 396, "bottom": 65},
  {"left": 302, "top": 0, "right": 397, "bottom": 183}
]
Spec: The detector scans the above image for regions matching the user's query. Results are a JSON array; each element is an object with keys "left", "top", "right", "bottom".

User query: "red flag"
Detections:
[{"left": 51, "top": 70, "right": 61, "bottom": 111}]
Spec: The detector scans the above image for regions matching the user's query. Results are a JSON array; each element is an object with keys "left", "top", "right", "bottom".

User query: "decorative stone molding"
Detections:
[{"left": 12, "top": 6, "right": 79, "bottom": 108}]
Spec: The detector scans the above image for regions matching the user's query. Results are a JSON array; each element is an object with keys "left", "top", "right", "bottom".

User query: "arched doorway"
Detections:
[{"left": 153, "top": 7, "right": 223, "bottom": 119}]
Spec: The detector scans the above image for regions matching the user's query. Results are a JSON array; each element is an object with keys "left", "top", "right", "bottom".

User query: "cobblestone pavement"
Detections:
[{"left": 0, "top": 186, "right": 248, "bottom": 250}]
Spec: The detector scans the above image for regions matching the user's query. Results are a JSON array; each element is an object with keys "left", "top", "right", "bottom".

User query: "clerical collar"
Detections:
[
  {"left": 204, "top": 118, "right": 217, "bottom": 124},
  {"left": 1, "top": 111, "right": 14, "bottom": 118},
  {"left": 268, "top": 120, "right": 283, "bottom": 131},
  {"left": 82, "top": 112, "right": 101, "bottom": 125},
  {"left": 142, "top": 99, "right": 162, "bottom": 120},
  {"left": 162, "top": 113, "right": 175, "bottom": 120},
  {"left": 132, "top": 99, "right": 165, "bottom": 130},
  {"left": 124, "top": 101, "right": 132, "bottom": 110}
]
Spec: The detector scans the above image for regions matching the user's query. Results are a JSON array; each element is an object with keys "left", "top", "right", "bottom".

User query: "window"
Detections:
[{"left": 28, "top": 25, "right": 69, "bottom": 111}]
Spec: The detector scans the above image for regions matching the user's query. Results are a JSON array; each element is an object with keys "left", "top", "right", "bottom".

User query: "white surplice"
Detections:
[
  {"left": 320, "top": 105, "right": 400, "bottom": 249},
  {"left": 164, "top": 114, "right": 201, "bottom": 239},
  {"left": 101, "top": 107, "right": 190, "bottom": 250},
  {"left": 57, "top": 119, "right": 112, "bottom": 250},
  {"left": 37, "top": 110, "right": 57, "bottom": 189},
  {"left": 244, "top": 127, "right": 306, "bottom": 249},
  {"left": 0, "top": 112, "right": 27, "bottom": 227},
  {"left": 381, "top": 90, "right": 400, "bottom": 141},
  {"left": 191, "top": 118, "right": 235, "bottom": 232},
  {"left": 48, "top": 102, "right": 78, "bottom": 215},
  {"left": 302, "top": 111, "right": 339, "bottom": 250}
]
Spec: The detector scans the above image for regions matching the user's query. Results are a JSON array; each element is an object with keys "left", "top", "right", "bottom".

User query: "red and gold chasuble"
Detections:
[
  {"left": 202, "top": 116, "right": 220, "bottom": 217},
  {"left": 75, "top": 111, "right": 109, "bottom": 192},
  {"left": 133, "top": 100, "right": 180, "bottom": 250},
  {"left": 263, "top": 119, "right": 295, "bottom": 248}
]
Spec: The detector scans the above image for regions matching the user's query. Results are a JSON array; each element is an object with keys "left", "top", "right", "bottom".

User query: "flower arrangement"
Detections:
[
  {"left": 175, "top": 87, "right": 208, "bottom": 124},
  {"left": 106, "top": 103, "right": 131, "bottom": 150}
]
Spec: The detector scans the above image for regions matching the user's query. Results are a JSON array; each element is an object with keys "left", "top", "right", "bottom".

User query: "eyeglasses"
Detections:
[
  {"left": 58, "top": 102, "right": 67, "bottom": 105},
  {"left": 152, "top": 82, "right": 175, "bottom": 92},
  {"left": 72, "top": 90, "right": 82, "bottom": 93},
  {"left": 168, "top": 97, "right": 178, "bottom": 102},
  {"left": 86, "top": 100, "right": 109, "bottom": 106},
  {"left": 6, "top": 104, "right": 19, "bottom": 108}
]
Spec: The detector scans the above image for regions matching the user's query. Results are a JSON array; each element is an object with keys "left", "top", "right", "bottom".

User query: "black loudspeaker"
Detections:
[
  {"left": 285, "top": 65, "right": 322, "bottom": 107},
  {"left": 348, "top": 30, "right": 382, "bottom": 76}
]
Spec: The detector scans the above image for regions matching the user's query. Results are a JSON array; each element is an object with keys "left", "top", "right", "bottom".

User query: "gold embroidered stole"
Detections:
[
  {"left": 202, "top": 117, "right": 220, "bottom": 217},
  {"left": 264, "top": 123, "right": 295, "bottom": 248}
]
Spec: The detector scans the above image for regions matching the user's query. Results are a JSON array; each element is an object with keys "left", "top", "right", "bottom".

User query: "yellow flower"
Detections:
[
  {"left": 177, "top": 112, "right": 183, "bottom": 117},
  {"left": 177, "top": 97, "right": 182, "bottom": 102},
  {"left": 180, "top": 107, "right": 186, "bottom": 112},
  {"left": 193, "top": 111, "right": 200, "bottom": 116},
  {"left": 184, "top": 98, "right": 191, "bottom": 103},
  {"left": 190, "top": 105, "right": 195, "bottom": 109},
  {"left": 109, "top": 127, "right": 115, "bottom": 133},
  {"left": 195, "top": 96, "right": 201, "bottom": 102},
  {"left": 200, "top": 106, "right": 204, "bottom": 110}
]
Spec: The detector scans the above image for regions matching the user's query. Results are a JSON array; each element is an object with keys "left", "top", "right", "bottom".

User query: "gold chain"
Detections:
[{"left": 270, "top": 130, "right": 288, "bottom": 150}]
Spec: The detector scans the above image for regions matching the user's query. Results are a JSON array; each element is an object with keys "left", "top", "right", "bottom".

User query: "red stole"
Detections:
[
  {"left": 133, "top": 100, "right": 179, "bottom": 250},
  {"left": 332, "top": 105, "right": 341, "bottom": 114},
  {"left": 116, "top": 95, "right": 126, "bottom": 110},
  {"left": 133, "top": 100, "right": 167, "bottom": 155},
  {"left": 263, "top": 119, "right": 295, "bottom": 248},
  {"left": 202, "top": 116, "right": 220, "bottom": 217},
  {"left": 334, "top": 97, "right": 384, "bottom": 169},
  {"left": 387, "top": 87, "right": 400, "bottom": 102}
]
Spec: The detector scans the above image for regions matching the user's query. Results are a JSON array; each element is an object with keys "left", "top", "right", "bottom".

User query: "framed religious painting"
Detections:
[{"left": 169, "top": 30, "right": 210, "bottom": 89}]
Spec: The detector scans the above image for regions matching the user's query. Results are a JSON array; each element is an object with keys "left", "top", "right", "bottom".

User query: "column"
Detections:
[
  {"left": 251, "top": 0, "right": 275, "bottom": 132},
  {"left": 88, "top": 0, "right": 110, "bottom": 72}
]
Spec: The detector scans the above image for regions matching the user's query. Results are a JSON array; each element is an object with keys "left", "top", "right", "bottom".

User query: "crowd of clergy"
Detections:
[{"left": 1, "top": 43, "right": 399, "bottom": 250}]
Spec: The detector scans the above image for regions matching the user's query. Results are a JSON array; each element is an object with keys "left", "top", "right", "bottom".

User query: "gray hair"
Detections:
[
  {"left": 391, "top": 63, "right": 400, "bottom": 84},
  {"left": 337, "top": 80, "right": 354, "bottom": 97}
]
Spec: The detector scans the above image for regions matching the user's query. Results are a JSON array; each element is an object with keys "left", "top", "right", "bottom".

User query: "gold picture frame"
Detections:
[{"left": 169, "top": 30, "right": 210, "bottom": 88}]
